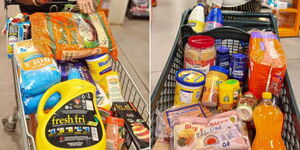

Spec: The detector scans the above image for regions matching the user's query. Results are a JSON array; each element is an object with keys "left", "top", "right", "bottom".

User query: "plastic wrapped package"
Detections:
[
  {"left": 172, "top": 111, "right": 251, "bottom": 150},
  {"left": 248, "top": 32, "right": 287, "bottom": 99},
  {"left": 156, "top": 103, "right": 214, "bottom": 141},
  {"left": 30, "top": 11, "right": 117, "bottom": 61},
  {"left": 6, "top": 13, "right": 31, "bottom": 58},
  {"left": 23, "top": 93, "right": 61, "bottom": 114},
  {"left": 58, "top": 61, "right": 111, "bottom": 110},
  {"left": 14, "top": 40, "right": 61, "bottom": 97}
]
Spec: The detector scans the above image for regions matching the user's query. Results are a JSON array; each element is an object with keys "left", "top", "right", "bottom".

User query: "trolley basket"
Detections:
[
  {"left": 151, "top": 8, "right": 300, "bottom": 150},
  {"left": 2, "top": 1, "right": 149, "bottom": 149}
]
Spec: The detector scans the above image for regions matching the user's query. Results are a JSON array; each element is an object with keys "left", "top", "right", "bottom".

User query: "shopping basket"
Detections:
[
  {"left": 2, "top": 1, "right": 149, "bottom": 150},
  {"left": 151, "top": 8, "right": 300, "bottom": 150}
]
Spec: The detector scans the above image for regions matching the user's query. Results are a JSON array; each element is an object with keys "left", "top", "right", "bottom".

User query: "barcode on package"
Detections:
[
  {"left": 106, "top": 140, "right": 115, "bottom": 150},
  {"left": 86, "top": 100, "right": 94, "bottom": 111},
  {"left": 91, "top": 127, "right": 99, "bottom": 141}
]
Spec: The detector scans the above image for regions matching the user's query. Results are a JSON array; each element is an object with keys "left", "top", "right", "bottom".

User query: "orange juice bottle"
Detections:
[{"left": 252, "top": 92, "right": 286, "bottom": 150}]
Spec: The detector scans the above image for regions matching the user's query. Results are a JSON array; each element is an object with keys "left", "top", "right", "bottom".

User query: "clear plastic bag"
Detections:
[{"left": 155, "top": 103, "right": 213, "bottom": 143}]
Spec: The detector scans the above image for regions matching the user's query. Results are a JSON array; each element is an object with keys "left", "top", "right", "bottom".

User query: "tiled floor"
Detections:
[
  {"left": 151, "top": 1, "right": 300, "bottom": 109},
  {"left": 0, "top": 3, "right": 149, "bottom": 150}
]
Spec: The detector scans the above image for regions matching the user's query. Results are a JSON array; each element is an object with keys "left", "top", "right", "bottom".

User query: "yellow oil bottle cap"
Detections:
[{"left": 262, "top": 92, "right": 272, "bottom": 99}]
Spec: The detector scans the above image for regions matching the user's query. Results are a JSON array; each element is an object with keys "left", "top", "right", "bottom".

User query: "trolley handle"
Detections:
[
  {"left": 222, "top": 12, "right": 274, "bottom": 18},
  {"left": 5, "top": 0, "right": 76, "bottom": 6}
]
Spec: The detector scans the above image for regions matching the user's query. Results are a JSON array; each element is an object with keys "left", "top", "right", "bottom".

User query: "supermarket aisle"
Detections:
[
  {"left": 0, "top": 4, "right": 149, "bottom": 150},
  {"left": 151, "top": 0, "right": 195, "bottom": 91},
  {"left": 0, "top": 4, "right": 23, "bottom": 150},
  {"left": 111, "top": 18, "right": 149, "bottom": 100},
  {"left": 150, "top": 1, "right": 300, "bottom": 108}
]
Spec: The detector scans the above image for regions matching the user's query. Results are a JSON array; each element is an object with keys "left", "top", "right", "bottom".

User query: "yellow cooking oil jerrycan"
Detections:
[{"left": 36, "top": 79, "right": 106, "bottom": 150}]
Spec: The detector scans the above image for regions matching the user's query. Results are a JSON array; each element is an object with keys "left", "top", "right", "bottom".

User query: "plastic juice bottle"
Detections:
[
  {"left": 252, "top": 92, "right": 286, "bottom": 150},
  {"left": 187, "top": 4, "right": 205, "bottom": 33}
]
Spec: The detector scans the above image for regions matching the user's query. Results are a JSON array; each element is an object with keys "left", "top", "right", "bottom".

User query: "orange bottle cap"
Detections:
[{"left": 262, "top": 92, "right": 272, "bottom": 99}]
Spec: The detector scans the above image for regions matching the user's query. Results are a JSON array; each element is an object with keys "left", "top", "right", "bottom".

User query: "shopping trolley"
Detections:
[
  {"left": 151, "top": 8, "right": 300, "bottom": 150},
  {"left": 2, "top": 1, "right": 149, "bottom": 149}
]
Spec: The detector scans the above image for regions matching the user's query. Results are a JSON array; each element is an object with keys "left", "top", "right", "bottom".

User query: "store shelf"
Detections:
[
  {"left": 279, "top": 27, "right": 298, "bottom": 37},
  {"left": 280, "top": 8, "right": 298, "bottom": 13},
  {"left": 263, "top": 0, "right": 300, "bottom": 37}
]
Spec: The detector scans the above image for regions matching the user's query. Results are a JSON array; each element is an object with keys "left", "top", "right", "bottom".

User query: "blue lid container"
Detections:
[
  {"left": 232, "top": 53, "right": 247, "bottom": 62},
  {"left": 217, "top": 46, "right": 229, "bottom": 54},
  {"left": 175, "top": 69, "right": 206, "bottom": 87},
  {"left": 210, "top": 66, "right": 229, "bottom": 75}
]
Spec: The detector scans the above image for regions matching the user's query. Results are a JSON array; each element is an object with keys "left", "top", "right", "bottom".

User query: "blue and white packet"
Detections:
[
  {"left": 14, "top": 40, "right": 61, "bottom": 97},
  {"left": 23, "top": 93, "right": 61, "bottom": 114}
]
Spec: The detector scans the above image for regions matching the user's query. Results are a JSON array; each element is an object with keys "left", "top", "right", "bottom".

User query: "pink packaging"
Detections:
[{"left": 173, "top": 111, "right": 250, "bottom": 150}]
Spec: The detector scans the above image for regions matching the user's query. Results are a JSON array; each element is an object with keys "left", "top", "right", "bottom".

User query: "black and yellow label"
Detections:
[{"left": 45, "top": 92, "right": 103, "bottom": 148}]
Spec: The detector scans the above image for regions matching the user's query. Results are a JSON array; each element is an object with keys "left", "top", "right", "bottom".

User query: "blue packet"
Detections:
[
  {"left": 14, "top": 40, "right": 61, "bottom": 97},
  {"left": 23, "top": 93, "right": 61, "bottom": 114}
]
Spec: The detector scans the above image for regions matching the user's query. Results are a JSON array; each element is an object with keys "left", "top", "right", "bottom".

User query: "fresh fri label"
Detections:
[{"left": 45, "top": 92, "right": 103, "bottom": 148}]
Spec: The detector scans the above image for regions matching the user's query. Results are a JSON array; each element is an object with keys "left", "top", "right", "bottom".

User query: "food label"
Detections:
[
  {"left": 106, "top": 139, "right": 115, "bottom": 150},
  {"left": 174, "top": 115, "right": 248, "bottom": 150},
  {"left": 112, "top": 102, "right": 149, "bottom": 149},
  {"left": 8, "top": 23, "right": 19, "bottom": 45},
  {"left": 45, "top": 92, "right": 103, "bottom": 148},
  {"left": 230, "top": 61, "right": 247, "bottom": 81},
  {"left": 185, "top": 57, "right": 215, "bottom": 75},
  {"left": 205, "top": 21, "right": 222, "bottom": 31},
  {"left": 106, "top": 73, "right": 124, "bottom": 102},
  {"left": 216, "top": 55, "right": 230, "bottom": 69},
  {"left": 179, "top": 89, "right": 193, "bottom": 104},
  {"left": 218, "top": 83, "right": 234, "bottom": 112},
  {"left": 187, "top": 20, "right": 205, "bottom": 33},
  {"left": 15, "top": 40, "right": 55, "bottom": 71},
  {"left": 201, "top": 76, "right": 221, "bottom": 107},
  {"left": 86, "top": 54, "right": 112, "bottom": 78},
  {"left": 177, "top": 70, "right": 205, "bottom": 83}
]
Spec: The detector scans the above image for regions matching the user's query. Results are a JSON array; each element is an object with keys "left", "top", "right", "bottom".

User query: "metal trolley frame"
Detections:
[
  {"left": 2, "top": 1, "right": 149, "bottom": 149},
  {"left": 151, "top": 9, "right": 300, "bottom": 150}
]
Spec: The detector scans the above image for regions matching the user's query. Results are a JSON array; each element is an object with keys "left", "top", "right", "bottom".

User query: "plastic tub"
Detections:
[{"left": 174, "top": 69, "right": 205, "bottom": 106}]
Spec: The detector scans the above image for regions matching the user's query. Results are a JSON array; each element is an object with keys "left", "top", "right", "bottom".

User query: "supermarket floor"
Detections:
[
  {"left": 0, "top": 4, "right": 149, "bottom": 150},
  {"left": 151, "top": 1, "right": 300, "bottom": 108}
]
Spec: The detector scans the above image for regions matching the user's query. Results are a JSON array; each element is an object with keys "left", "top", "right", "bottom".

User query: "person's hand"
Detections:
[{"left": 77, "top": 0, "right": 95, "bottom": 14}]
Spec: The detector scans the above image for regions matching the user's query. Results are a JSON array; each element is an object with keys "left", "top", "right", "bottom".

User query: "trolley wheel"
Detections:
[{"left": 2, "top": 116, "right": 17, "bottom": 132}]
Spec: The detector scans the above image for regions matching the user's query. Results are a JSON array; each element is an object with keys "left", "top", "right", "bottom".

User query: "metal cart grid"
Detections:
[{"left": 2, "top": 1, "right": 149, "bottom": 149}]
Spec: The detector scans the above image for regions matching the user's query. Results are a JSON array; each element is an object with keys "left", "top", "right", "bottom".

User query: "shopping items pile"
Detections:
[
  {"left": 155, "top": 5, "right": 287, "bottom": 150},
  {"left": 5, "top": 9, "right": 149, "bottom": 150}
]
